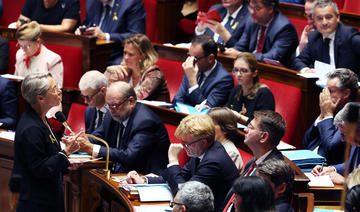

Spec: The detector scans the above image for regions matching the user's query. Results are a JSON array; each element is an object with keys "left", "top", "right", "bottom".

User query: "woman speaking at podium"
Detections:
[{"left": 9, "top": 73, "right": 79, "bottom": 212}]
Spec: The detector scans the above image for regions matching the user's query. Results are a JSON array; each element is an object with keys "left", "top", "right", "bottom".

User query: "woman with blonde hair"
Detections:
[
  {"left": 208, "top": 107, "right": 243, "bottom": 171},
  {"left": 226, "top": 52, "right": 275, "bottom": 125},
  {"left": 15, "top": 21, "right": 63, "bottom": 121},
  {"left": 105, "top": 34, "right": 170, "bottom": 102}
]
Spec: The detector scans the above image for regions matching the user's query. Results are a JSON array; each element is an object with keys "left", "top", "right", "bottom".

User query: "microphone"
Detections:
[{"left": 55, "top": 111, "right": 74, "bottom": 135}]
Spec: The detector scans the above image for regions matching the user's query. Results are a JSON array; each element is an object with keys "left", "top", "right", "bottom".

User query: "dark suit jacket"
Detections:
[
  {"left": 233, "top": 12, "right": 298, "bottom": 68},
  {"left": 334, "top": 146, "right": 360, "bottom": 175},
  {"left": 148, "top": 141, "right": 239, "bottom": 211},
  {"left": 91, "top": 102, "right": 170, "bottom": 174},
  {"left": 85, "top": 106, "right": 99, "bottom": 134},
  {"left": 9, "top": 107, "right": 70, "bottom": 209},
  {"left": 204, "top": 3, "right": 249, "bottom": 47},
  {"left": 242, "top": 148, "right": 284, "bottom": 176},
  {"left": 0, "top": 76, "right": 17, "bottom": 130},
  {"left": 302, "top": 118, "right": 344, "bottom": 165},
  {"left": 276, "top": 197, "right": 294, "bottom": 212},
  {"left": 0, "top": 37, "right": 9, "bottom": 74},
  {"left": 172, "top": 62, "right": 234, "bottom": 107},
  {"left": 294, "top": 22, "right": 360, "bottom": 76},
  {"left": 83, "top": 0, "right": 145, "bottom": 65}
]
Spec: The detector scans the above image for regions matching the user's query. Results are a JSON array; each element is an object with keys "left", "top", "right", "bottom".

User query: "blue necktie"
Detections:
[
  {"left": 197, "top": 72, "right": 205, "bottom": 87},
  {"left": 100, "top": 5, "right": 111, "bottom": 32},
  {"left": 217, "top": 16, "right": 233, "bottom": 43}
]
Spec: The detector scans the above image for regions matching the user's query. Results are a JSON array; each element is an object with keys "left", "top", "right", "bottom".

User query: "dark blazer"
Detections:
[
  {"left": 302, "top": 118, "right": 344, "bottom": 165},
  {"left": 242, "top": 148, "right": 284, "bottom": 176},
  {"left": 173, "top": 62, "right": 234, "bottom": 107},
  {"left": 91, "top": 102, "right": 170, "bottom": 174},
  {"left": 83, "top": 0, "right": 145, "bottom": 65},
  {"left": 276, "top": 197, "right": 294, "bottom": 212},
  {"left": 221, "top": 148, "right": 284, "bottom": 211},
  {"left": 334, "top": 146, "right": 360, "bottom": 175},
  {"left": 85, "top": 106, "right": 99, "bottom": 134},
  {"left": 294, "top": 22, "right": 360, "bottom": 76},
  {"left": 0, "top": 76, "right": 17, "bottom": 130},
  {"left": 148, "top": 141, "right": 239, "bottom": 211},
  {"left": 233, "top": 12, "right": 298, "bottom": 68},
  {"left": 0, "top": 37, "right": 9, "bottom": 74},
  {"left": 9, "top": 107, "right": 70, "bottom": 210},
  {"left": 204, "top": 3, "right": 249, "bottom": 47}
]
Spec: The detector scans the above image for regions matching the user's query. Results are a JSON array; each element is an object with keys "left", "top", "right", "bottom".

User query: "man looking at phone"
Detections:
[
  {"left": 173, "top": 35, "right": 234, "bottom": 108},
  {"left": 195, "top": 0, "right": 249, "bottom": 48},
  {"left": 75, "top": 0, "right": 145, "bottom": 65}
]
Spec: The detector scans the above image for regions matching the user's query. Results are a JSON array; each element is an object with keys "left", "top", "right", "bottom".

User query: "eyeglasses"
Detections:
[
  {"left": 16, "top": 42, "right": 35, "bottom": 50},
  {"left": 81, "top": 89, "right": 100, "bottom": 101},
  {"left": 169, "top": 201, "right": 185, "bottom": 208},
  {"left": 182, "top": 138, "right": 203, "bottom": 148},
  {"left": 106, "top": 96, "right": 129, "bottom": 110},
  {"left": 248, "top": 5, "right": 264, "bottom": 12},
  {"left": 48, "top": 84, "right": 61, "bottom": 94},
  {"left": 187, "top": 53, "right": 208, "bottom": 64},
  {"left": 232, "top": 67, "right": 250, "bottom": 74},
  {"left": 246, "top": 123, "right": 264, "bottom": 133}
]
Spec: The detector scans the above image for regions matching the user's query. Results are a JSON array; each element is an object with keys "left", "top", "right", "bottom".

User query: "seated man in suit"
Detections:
[
  {"left": 294, "top": 0, "right": 360, "bottom": 77},
  {"left": 78, "top": 70, "right": 108, "bottom": 134},
  {"left": 69, "top": 81, "right": 170, "bottom": 174},
  {"left": 0, "top": 76, "right": 18, "bottom": 130},
  {"left": 225, "top": 0, "right": 298, "bottom": 68},
  {"left": 195, "top": 0, "right": 249, "bottom": 48},
  {"left": 173, "top": 35, "right": 234, "bottom": 108},
  {"left": 16, "top": 0, "right": 80, "bottom": 33},
  {"left": 127, "top": 114, "right": 240, "bottom": 211},
  {"left": 222, "top": 110, "right": 286, "bottom": 211},
  {"left": 257, "top": 159, "right": 295, "bottom": 212},
  {"left": 312, "top": 102, "right": 360, "bottom": 185},
  {"left": 303, "top": 69, "right": 358, "bottom": 165},
  {"left": 170, "top": 181, "right": 215, "bottom": 212},
  {"left": 75, "top": 0, "right": 146, "bottom": 65}
]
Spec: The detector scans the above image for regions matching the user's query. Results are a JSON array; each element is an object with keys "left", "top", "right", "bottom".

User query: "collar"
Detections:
[
  {"left": 198, "top": 152, "right": 205, "bottom": 161},
  {"left": 255, "top": 149, "right": 273, "bottom": 165},
  {"left": 202, "top": 60, "right": 217, "bottom": 78},
  {"left": 103, "top": 0, "right": 115, "bottom": 8},
  {"left": 226, "top": 5, "right": 242, "bottom": 20},
  {"left": 323, "top": 30, "right": 336, "bottom": 40},
  {"left": 120, "top": 117, "right": 129, "bottom": 128},
  {"left": 23, "top": 44, "right": 42, "bottom": 69},
  {"left": 97, "top": 106, "right": 107, "bottom": 114}
]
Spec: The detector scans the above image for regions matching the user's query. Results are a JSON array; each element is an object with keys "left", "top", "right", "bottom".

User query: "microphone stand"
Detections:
[{"left": 84, "top": 134, "right": 111, "bottom": 180}]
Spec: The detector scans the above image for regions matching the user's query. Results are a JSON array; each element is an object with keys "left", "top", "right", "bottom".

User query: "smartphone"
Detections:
[
  {"left": 79, "top": 26, "right": 88, "bottom": 34},
  {"left": 19, "top": 19, "right": 29, "bottom": 26}
]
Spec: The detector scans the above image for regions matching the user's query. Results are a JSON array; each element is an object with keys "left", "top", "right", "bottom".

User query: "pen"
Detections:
[
  {"left": 198, "top": 99, "right": 207, "bottom": 112},
  {"left": 319, "top": 162, "right": 324, "bottom": 173}
]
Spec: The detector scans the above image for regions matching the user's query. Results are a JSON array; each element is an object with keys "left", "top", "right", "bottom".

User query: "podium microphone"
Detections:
[{"left": 55, "top": 111, "right": 74, "bottom": 135}]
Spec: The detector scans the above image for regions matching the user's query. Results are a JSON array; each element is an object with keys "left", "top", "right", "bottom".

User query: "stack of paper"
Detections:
[
  {"left": 174, "top": 102, "right": 209, "bottom": 115},
  {"left": 281, "top": 150, "right": 325, "bottom": 172},
  {"left": 304, "top": 173, "right": 334, "bottom": 188}
]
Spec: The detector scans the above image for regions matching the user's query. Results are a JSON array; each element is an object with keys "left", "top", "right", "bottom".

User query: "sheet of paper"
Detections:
[
  {"left": 276, "top": 141, "right": 296, "bottom": 150},
  {"left": 137, "top": 100, "right": 173, "bottom": 107},
  {"left": 133, "top": 204, "right": 172, "bottom": 212},
  {"left": 314, "top": 60, "right": 335, "bottom": 82},
  {"left": 1, "top": 74, "right": 24, "bottom": 80},
  {"left": 0, "top": 130, "right": 15, "bottom": 141},
  {"left": 68, "top": 157, "right": 102, "bottom": 164},
  {"left": 305, "top": 172, "right": 334, "bottom": 187},
  {"left": 133, "top": 184, "right": 173, "bottom": 202}
]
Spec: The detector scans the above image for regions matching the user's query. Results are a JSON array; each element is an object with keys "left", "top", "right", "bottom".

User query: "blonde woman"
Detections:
[
  {"left": 15, "top": 21, "right": 63, "bottom": 121},
  {"left": 105, "top": 34, "right": 170, "bottom": 102}
]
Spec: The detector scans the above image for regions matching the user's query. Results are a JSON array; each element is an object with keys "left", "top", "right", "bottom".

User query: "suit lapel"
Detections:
[
  {"left": 107, "top": 0, "right": 120, "bottom": 32},
  {"left": 333, "top": 24, "right": 342, "bottom": 67}
]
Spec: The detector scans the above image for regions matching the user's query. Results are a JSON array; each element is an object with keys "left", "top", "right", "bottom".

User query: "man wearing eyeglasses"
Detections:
[
  {"left": 294, "top": 0, "right": 360, "bottom": 77},
  {"left": 78, "top": 70, "right": 109, "bottom": 134},
  {"left": 72, "top": 81, "right": 170, "bottom": 174},
  {"left": 222, "top": 110, "right": 285, "bottom": 212},
  {"left": 172, "top": 35, "right": 234, "bottom": 109},
  {"left": 170, "top": 181, "right": 214, "bottom": 212},
  {"left": 127, "top": 114, "right": 239, "bottom": 211},
  {"left": 225, "top": 0, "right": 298, "bottom": 68}
]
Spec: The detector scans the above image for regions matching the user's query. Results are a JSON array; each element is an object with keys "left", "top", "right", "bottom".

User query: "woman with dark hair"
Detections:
[
  {"left": 208, "top": 107, "right": 243, "bottom": 171},
  {"left": 105, "top": 33, "right": 170, "bottom": 102},
  {"left": 226, "top": 52, "right": 275, "bottom": 125},
  {"left": 232, "top": 176, "right": 276, "bottom": 212}
]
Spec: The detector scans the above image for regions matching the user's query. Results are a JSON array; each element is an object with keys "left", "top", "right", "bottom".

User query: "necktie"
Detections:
[
  {"left": 23, "top": 45, "right": 42, "bottom": 69},
  {"left": 244, "top": 160, "right": 256, "bottom": 176},
  {"left": 197, "top": 72, "right": 205, "bottom": 87},
  {"left": 96, "top": 110, "right": 103, "bottom": 128},
  {"left": 217, "top": 16, "right": 233, "bottom": 43},
  {"left": 116, "top": 123, "right": 125, "bottom": 149},
  {"left": 195, "top": 158, "right": 200, "bottom": 170},
  {"left": 100, "top": 5, "right": 111, "bottom": 32},
  {"left": 322, "top": 38, "right": 331, "bottom": 64},
  {"left": 256, "top": 26, "right": 266, "bottom": 53}
]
